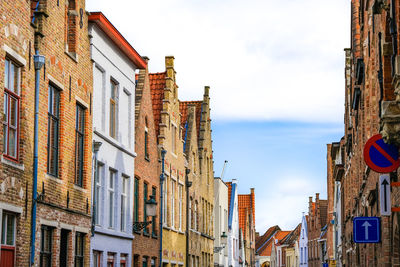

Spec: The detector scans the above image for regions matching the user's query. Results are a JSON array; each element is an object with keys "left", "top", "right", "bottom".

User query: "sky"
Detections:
[{"left": 86, "top": 0, "right": 350, "bottom": 233}]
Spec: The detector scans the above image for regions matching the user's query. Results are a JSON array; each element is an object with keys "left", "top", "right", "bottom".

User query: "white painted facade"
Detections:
[
  {"left": 333, "top": 181, "right": 342, "bottom": 267},
  {"left": 89, "top": 22, "right": 138, "bottom": 267},
  {"left": 228, "top": 179, "right": 240, "bottom": 267},
  {"left": 299, "top": 214, "right": 308, "bottom": 267},
  {"left": 214, "top": 177, "right": 229, "bottom": 267}
]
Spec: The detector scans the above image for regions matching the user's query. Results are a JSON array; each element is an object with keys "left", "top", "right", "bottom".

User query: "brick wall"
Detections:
[{"left": 133, "top": 61, "right": 160, "bottom": 265}]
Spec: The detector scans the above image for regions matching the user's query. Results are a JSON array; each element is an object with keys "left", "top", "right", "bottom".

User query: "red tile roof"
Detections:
[
  {"left": 149, "top": 72, "right": 166, "bottom": 137},
  {"left": 256, "top": 228, "right": 290, "bottom": 257},
  {"left": 179, "top": 100, "right": 202, "bottom": 139},
  {"left": 88, "top": 12, "right": 146, "bottom": 69},
  {"left": 226, "top": 182, "right": 232, "bottom": 212},
  {"left": 238, "top": 192, "right": 255, "bottom": 238},
  {"left": 274, "top": 230, "right": 291, "bottom": 246}
]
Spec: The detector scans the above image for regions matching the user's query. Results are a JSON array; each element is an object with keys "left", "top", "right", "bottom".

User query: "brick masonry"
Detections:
[{"left": 133, "top": 60, "right": 160, "bottom": 266}]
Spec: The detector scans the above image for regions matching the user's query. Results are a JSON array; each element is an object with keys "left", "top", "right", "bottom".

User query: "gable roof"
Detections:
[
  {"left": 149, "top": 72, "right": 166, "bottom": 137},
  {"left": 281, "top": 224, "right": 301, "bottom": 247},
  {"left": 227, "top": 182, "right": 237, "bottom": 230},
  {"left": 256, "top": 225, "right": 280, "bottom": 255},
  {"left": 88, "top": 12, "right": 146, "bottom": 69}
]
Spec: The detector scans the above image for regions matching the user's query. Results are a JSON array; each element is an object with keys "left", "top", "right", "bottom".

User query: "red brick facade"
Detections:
[
  {"left": 340, "top": 1, "right": 400, "bottom": 266},
  {"left": 307, "top": 194, "right": 327, "bottom": 267},
  {"left": 0, "top": 0, "right": 93, "bottom": 266},
  {"left": 133, "top": 60, "right": 160, "bottom": 266}
]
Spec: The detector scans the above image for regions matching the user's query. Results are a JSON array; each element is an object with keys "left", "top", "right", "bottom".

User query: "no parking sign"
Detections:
[{"left": 363, "top": 134, "right": 400, "bottom": 173}]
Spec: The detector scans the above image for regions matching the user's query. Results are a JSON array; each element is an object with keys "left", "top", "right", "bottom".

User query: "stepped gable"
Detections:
[
  {"left": 179, "top": 100, "right": 202, "bottom": 140},
  {"left": 149, "top": 72, "right": 166, "bottom": 137}
]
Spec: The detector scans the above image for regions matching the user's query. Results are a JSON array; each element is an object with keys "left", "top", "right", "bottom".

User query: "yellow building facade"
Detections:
[{"left": 150, "top": 56, "right": 187, "bottom": 266}]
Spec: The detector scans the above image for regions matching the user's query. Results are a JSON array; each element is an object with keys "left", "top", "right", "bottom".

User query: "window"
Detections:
[
  {"left": 145, "top": 119, "right": 149, "bottom": 159},
  {"left": 194, "top": 201, "right": 198, "bottom": 231},
  {"left": 152, "top": 187, "right": 157, "bottom": 236},
  {"left": 3, "top": 59, "right": 20, "bottom": 160},
  {"left": 143, "top": 182, "right": 148, "bottom": 234},
  {"left": 93, "top": 251, "right": 102, "bottom": 267},
  {"left": 66, "top": 0, "right": 77, "bottom": 54},
  {"left": 134, "top": 177, "right": 139, "bottom": 226},
  {"left": 1, "top": 212, "right": 15, "bottom": 246},
  {"left": 75, "top": 104, "right": 85, "bottom": 187},
  {"left": 40, "top": 226, "right": 52, "bottom": 267},
  {"left": 94, "top": 163, "right": 103, "bottom": 225},
  {"left": 301, "top": 247, "right": 303, "bottom": 264},
  {"left": 59, "top": 229, "right": 69, "bottom": 267},
  {"left": 142, "top": 256, "right": 148, "bottom": 267},
  {"left": 109, "top": 80, "right": 118, "bottom": 138},
  {"left": 178, "top": 184, "right": 183, "bottom": 230},
  {"left": 171, "top": 180, "right": 175, "bottom": 227},
  {"left": 171, "top": 124, "right": 177, "bottom": 154},
  {"left": 162, "top": 180, "right": 167, "bottom": 225},
  {"left": 47, "top": 84, "right": 60, "bottom": 176},
  {"left": 107, "top": 253, "right": 115, "bottom": 267},
  {"left": 108, "top": 170, "right": 116, "bottom": 228},
  {"left": 121, "top": 175, "right": 129, "bottom": 232},
  {"left": 120, "top": 254, "right": 127, "bottom": 267},
  {"left": 75, "top": 232, "right": 84, "bottom": 267},
  {"left": 189, "top": 198, "right": 192, "bottom": 229},
  {"left": 151, "top": 258, "right": 156, "bottom": 267}
]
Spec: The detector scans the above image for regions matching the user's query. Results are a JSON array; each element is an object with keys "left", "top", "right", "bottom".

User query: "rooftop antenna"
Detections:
[{"left": 221, "top": 160, "right": 228, "bottom": 179}]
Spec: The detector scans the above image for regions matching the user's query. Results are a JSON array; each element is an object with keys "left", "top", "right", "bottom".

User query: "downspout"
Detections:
[
  {"left": 185, "top": 168, "right": 192, "bottom": 267},
  {"left": 30, "top": 52, "right": 45, "bottom": 266},
  {"left": 159, "top": 149, "right": 166, "bottom": 267}
]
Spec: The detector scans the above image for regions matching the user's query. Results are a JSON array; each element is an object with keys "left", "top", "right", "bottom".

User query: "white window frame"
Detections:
[
  {"left": 108, "top": 169, "right": 116, "bottom": 228},
  {"left": 94, "top": 162, "right": 104, "bottom": 225},
  {"left": 171, "top": 179, "right": 175, "bottom": 228},
  {"left": 178, "top": 184, "right": 182, "bottom": 231},
  {"left": 121, "top": 175, "right": 129, "bottom": 232}
]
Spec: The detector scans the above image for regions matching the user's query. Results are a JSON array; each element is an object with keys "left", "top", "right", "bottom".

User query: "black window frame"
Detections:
[
  {"left": 74, "top": 232, "right": 84, "bottom": 267},
  {"left": 152, "top": 186, "right": 157, "bottom": 237},
  {"left": 47, "top": 84, "right": 60, "bottom": 177},
  {"left": 75, "top": 104, "right": 85, "bottom": 187},
  {"left": 40, "top": 225, "right": 53, "bottom": 267}
]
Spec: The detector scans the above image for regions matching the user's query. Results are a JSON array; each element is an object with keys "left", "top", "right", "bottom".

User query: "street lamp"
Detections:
[
  {"left": 214, "top": 232, "right": 228, "bottom": 253},
  {"left": 132, "top": 194, "right": 157, "bottom": 232}
]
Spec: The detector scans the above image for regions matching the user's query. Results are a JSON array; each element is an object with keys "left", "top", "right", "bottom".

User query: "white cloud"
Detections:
[
  {"left": 86, "top": 0, "right": 350, "bottom": 123},
  {"left": 255, "top": 173, "right": 324, "bottom": 233}
]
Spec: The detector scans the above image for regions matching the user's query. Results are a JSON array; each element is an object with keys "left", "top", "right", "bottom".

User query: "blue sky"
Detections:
[
  {"left": 87, "top": 0, "right": 351, "bottom": 233},
  {"left": 212, "top": 121, "right": 343, "bottom": 232}
]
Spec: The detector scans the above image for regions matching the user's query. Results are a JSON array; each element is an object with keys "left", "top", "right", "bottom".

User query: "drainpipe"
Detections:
[
  {"left": 159, "top": 149, "right": 166, "bottom": 267},
  {"left": 30, "top": 52, "right": 45, "bottom": 266},
  {"left": 185, "top": 168, "right": 192, "bottom": 267}
]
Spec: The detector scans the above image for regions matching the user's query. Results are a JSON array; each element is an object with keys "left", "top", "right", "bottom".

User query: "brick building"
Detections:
[
  {"left": 133, "top": 60, "right": 160, "bottom": 266},
  {"left": 150, "top": 56, "right": 187, "bottom": 266},
  {"left": 0, "top": 1, "right": 35, "bottom": 265},
  {"left": 180, "top": 86, "right": 215, "bottom": 267},
  {"left": 238, "top": 189, "right": 256, "bottom": 266},
  {"left": 338, "top": 0, "right": 400, "bottom": 266},
  {"left": 307, "top": 193, "right": 327, "bottom": 267},
  {"left": 31, "top": 0, "right": 94, "bottom": 266}
]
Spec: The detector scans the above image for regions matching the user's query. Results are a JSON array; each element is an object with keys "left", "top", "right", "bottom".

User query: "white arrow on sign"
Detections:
[
  {"left": 362, "top": 221, "right": 371, "bottom": 240},
  {"left": 379, "top": 174, "right": 391, "bottom": 216}
]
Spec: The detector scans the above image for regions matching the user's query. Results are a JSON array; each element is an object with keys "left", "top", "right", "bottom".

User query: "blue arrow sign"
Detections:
[{"left": 353, "top": 217, "right": 380, "bottom": 243}]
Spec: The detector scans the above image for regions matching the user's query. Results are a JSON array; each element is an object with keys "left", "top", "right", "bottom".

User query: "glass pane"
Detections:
[
  {"left": 3, "top": 94, "right": 8, "bottom": 122},
  {"left": 13, "top": 63, "right": 19, "bottom": 94},
  {"left": 6, "top": 214, "right": 15, "bottom": 245},
  {"left": 5, "top": 59, "right": 9, "bottom": 89},
  {"left": 1, "top": 214, "right": 6, "bottom": 244},
  {"left": 3, "top": 125, "right": 7, "bottom": 153},
  {"left": 109, "top": 191, "right": 114, "bottom": 227},
  {"left": 8, "top": 128, "right": 16, "bottom": 157},
  {"left": 10, "top": 97, "right": 17, "bottom": 127},
  {"left": 9, "top": 63, "right": 14, "bottom": 93}
]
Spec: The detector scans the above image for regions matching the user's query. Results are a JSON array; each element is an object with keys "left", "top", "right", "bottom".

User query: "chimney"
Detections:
[
  {"left": 204, "top": 86, "right": 210, "bottom": 96},
  {"left": 165, "top": 55, "right": 175, "bottom": 68},
  {"left": 316, "top": 193, "right": 320, "bottom": 201}
]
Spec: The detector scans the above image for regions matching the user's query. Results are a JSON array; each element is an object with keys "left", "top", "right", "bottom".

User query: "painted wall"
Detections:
[
  {"left": 89, "top": 22, "right": 137, "bottom": 267},
  {"left": 299, "top": 215, "right": 308, "bottom": 267},
  {"left": 214, "top": 178, "right": 228, "bottom": 267}
]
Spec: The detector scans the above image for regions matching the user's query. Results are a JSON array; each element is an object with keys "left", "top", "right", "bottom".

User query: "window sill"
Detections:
[
  {"left": 143, "top": 231, "right": 150, "bottom": 237},
  {"left": 145, "top": 156, "right": 150, "bottom": 162},
  {"left": 45, "top": 173, "right": 63, "bottom": 184},
  {"left": 170, "top": 152, "right": 178, "bottom": 158},
  {"left": 65, "top": 51, "right": 78, "bottom": 63},
  {"left": 1, "top": 155, "right": 24, "bottom": 171},
  {"left": 152, "top": 233, "right": 158, "bottom": 239},
  {"left": 73, "top": 184, "right": 87, "bottom": 193}
]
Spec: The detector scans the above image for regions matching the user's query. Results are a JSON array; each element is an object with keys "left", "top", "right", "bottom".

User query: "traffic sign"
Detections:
[
  {"left": 353, "top": 217, "right": 380, "bottom": 243},
  {"left": 379, "top": 174, "right": 391, "bottom": 216},
  {"left": 363, "top": 134, "right": 400, "bottom": 173}
]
